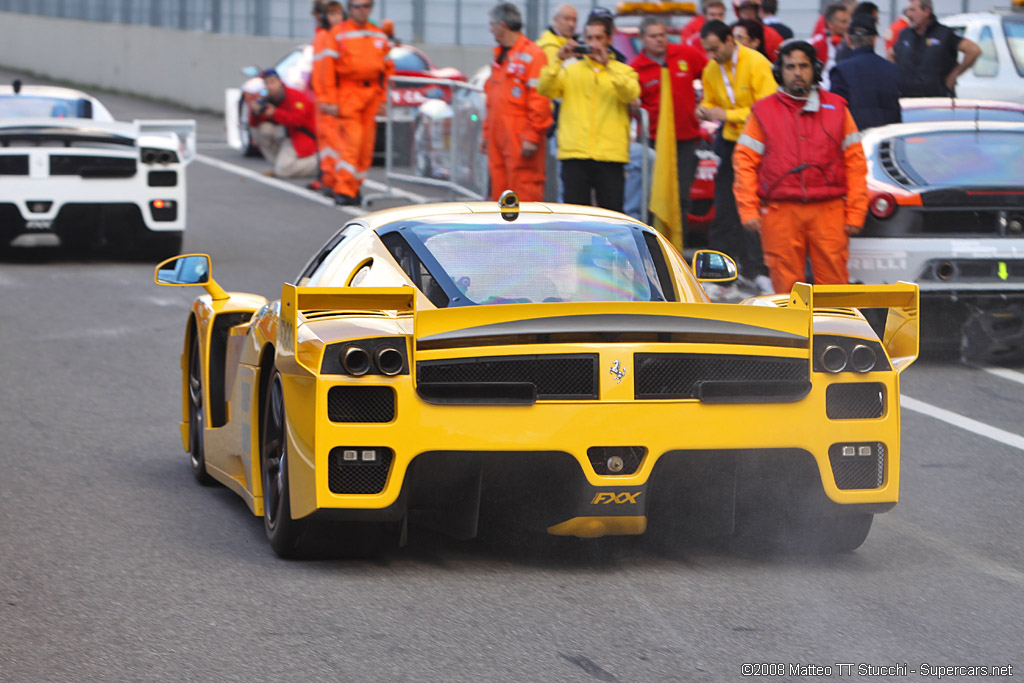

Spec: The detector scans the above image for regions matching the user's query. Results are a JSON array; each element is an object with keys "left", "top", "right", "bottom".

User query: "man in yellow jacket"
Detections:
[
  {"left": 698, "top": 19, "right": 776, "bottom": 294},
  {"left": 538, "top": 14, "right": 640, "bottom": 212}
]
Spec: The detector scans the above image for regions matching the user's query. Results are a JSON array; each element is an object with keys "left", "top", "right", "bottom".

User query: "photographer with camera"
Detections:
[
  {"left": 250, "top": 69, "right": 319, "bottom": 178},
  {"left": 538, "top": 13, "right": 640, "bottom": 212}
]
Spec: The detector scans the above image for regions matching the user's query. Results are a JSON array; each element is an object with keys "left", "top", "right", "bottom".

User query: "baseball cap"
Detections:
[
  {"left": 260, "top": 68, "right": 280, "bottom": 79},
  {"left": 849, "top": 13, "right": 878, "bottom": 35},
  {"left": 735, "top": 0, "right": 761, "bottom": 7}
]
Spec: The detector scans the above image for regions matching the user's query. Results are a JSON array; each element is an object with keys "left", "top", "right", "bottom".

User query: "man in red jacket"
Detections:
[
  {"left": 251, "top": 69, "right": 319, "bottom": 178},
  {"left": 630, "top": 16, "right": 707, "bottom": 236},
  {"left": 733, "top": 40, "right": 868, "bottom": 293}
]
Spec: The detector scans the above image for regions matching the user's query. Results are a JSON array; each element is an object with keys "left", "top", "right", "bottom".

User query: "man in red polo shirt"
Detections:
[{"left": 630, "top": 15, "right": 707, "bottom": 239}]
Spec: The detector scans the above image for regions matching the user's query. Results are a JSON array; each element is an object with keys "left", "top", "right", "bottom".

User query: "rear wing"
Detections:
[
  {"left": 788, "top": 282, "right": 919, "bottom": 372},
  {"left": 134, "top": 119, "right": 197, "bottom": 164},
  {"left": 279, "top": 284, "right": 417, "bottom": 357}
]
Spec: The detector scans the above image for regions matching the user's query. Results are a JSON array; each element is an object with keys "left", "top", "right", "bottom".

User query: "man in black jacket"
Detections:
[{"left": 829, "top": 13, "right": 901, "bottom": 130}]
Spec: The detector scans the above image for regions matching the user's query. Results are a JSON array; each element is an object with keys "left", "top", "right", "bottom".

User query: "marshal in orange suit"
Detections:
[
  {"left": 482, "top": 4, "right": 552, "bottom": 202},
  {"left": 331, "top": 0, "right": 393, "bottom": 205}
]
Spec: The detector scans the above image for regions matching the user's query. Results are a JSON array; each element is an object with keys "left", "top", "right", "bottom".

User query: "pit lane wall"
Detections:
[{"left": 0, "top": 12, "right": 490, "bottom": 114}]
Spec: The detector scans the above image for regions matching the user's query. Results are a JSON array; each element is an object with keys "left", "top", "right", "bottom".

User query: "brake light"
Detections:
[{"left": 870, "top": 192, "right": 896, "bottom": 219}]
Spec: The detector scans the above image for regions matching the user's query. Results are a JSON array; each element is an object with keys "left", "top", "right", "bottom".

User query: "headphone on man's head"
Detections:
[{"left": 772, "top": 39, "right": 823, "bottom": 85}]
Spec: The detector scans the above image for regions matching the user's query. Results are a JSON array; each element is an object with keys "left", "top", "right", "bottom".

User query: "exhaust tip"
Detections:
[
  {"left": 375, "top": 346, "right": 404, "bottom": 376},
  {"left": 341, "top": 345, "right": 371, "bottom": 376}
]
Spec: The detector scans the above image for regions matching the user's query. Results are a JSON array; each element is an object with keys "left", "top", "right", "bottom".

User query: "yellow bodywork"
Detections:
[{"left": 161, "top": 202, "right": 920, "bottom": 538}]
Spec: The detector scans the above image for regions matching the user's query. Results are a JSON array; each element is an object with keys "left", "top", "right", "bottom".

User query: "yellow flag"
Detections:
[{"left": 649, "top": 67, "right": 683, "bottom": 252}]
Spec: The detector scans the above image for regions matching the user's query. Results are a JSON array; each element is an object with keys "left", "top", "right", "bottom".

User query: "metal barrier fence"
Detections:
[
  {"left": 372, "top": 73, "right": 650, "bottom": 220},
  {"left": 373, "top": 74, "right": 488, "bottom": 204}
]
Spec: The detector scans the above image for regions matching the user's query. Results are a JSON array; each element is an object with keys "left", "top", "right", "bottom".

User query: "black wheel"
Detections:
[
  {"left": 731, "top": 507, "right": 873, "bottom": 555},
  {"left": 138, "top": 231, "right": 183, "bottom": 262},
  {"left": 188, "top": 340, "right": 217, "bottom": 486},
  {"left": 261, "top": 370, "right": 315, "bottom": 558},
  {"left": 261, "top": 369, "right": 394, "bottom": 559}
]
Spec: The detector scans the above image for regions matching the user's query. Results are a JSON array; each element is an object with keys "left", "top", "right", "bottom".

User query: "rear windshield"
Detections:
[
  {"left": 406, "top": 218, "right": 663, "bottom": 304},
  {"left": 898, "top": 130, "right": 1024, "bottom": 186},
  {"left": 0, "top": 95, "right": 90, "bottom": 118}
]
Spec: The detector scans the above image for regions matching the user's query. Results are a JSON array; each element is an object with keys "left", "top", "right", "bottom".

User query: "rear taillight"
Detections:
[{"left": 869, "top": 192, "right": 896, "bottom": 219}]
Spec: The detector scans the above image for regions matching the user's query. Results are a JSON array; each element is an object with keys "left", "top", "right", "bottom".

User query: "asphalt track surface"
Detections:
[{"left": 2, "top": 71, "right": 1023, "bottom": 682}]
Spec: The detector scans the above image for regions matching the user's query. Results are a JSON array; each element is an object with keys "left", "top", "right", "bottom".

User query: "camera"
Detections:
[
  {"left": 572, "top": 44, "right": 592, "bottom": 55},
  {"left": 253, "top": 96, "right": 272, "bottom": 117}
]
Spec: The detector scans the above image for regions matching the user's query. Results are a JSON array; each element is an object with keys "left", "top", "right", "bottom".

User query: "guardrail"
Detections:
[{"left": 366, "top": 74, "right": 487, "bottom": 206}]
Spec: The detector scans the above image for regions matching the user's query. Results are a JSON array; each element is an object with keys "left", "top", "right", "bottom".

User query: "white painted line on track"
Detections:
[
  {"left": 980, "top": 365, "right": 1024, "bottom": 387},
  {"left": 194, "top": 153, "right": 433, "bottom": 210},
  {"left": 901, "top": 395, "right": 1024, "bottom": 452},
  {"left": 193, "top": 153, "right": 361, "bottom": 217}
]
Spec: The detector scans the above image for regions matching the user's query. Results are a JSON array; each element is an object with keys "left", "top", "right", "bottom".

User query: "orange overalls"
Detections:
[
  {"left": 311, "top": 26, "right": 343, "bottom": 190},
  {"left": 733, "top": 89, "right": 868, "bottom": 294},
  {"left": 332, "top": 19, "right": 393, "bottom": 199},
  {"left": 483, "top": 34, "right": 552, "bottom": 202}
]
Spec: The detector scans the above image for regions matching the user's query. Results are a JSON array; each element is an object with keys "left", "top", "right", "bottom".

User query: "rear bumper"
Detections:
[
  {"left": 0, "top": 172, "right": 186, "bottom": 236},
  {"left": 284, "top": 373, "right": 903, "bottom": 533}
]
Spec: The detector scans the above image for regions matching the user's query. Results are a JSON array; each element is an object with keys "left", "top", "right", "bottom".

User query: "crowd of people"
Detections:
[{"left": 256, "top": 0, "right": 982, "bottom": 295}]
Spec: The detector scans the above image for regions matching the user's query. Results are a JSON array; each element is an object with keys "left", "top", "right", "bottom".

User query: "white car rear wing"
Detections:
[{"left": 134, "top": 119, "right": 197, "bottom": 164}]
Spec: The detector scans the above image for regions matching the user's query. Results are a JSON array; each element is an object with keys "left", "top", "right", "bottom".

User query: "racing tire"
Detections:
[
  {"left": 139, "top": 231, "right": 183, "bottom": 263},
  {"left": 188, "top": 340, "right": 217, "bottom": 486},
  {"left": 261, "top": 369, "right": 394, "bottom": 559},
  {"left": 731, "top": 509, "right": 874, "bottom": 555},
  {"left": 261, "top": 370, "right": 317, "bottom": 558}
]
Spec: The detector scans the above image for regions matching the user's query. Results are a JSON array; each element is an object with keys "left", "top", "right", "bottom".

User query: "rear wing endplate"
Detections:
[
  {"left": 134, "top": 119, "right": 197, "bottom": 164},
  {"left": 279, "top": 284, "right": 417, "bottom": 353},
  {"left": 787, "top": 282, "right": 920, "bottom": 372}
]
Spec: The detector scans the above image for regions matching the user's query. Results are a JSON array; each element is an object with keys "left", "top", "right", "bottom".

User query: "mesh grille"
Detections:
[
  {"left": 635, "top": 353, "right": 808, "bottom": 399},
  {"left": 0, "top": 155, "right": 29, "bottom": 175},
  {"left": 829, "top": 443, "right": 885, "bottom": 490},
  {"left": 49, "top": 155, "right": 136, "bottom": 177},
  {"left": 826, "top": 383, "right": 885, "bottom": 419},
  {"left": 328, "top": 448, "right": 393, "bottom": 494},
  {"left": 417, "top": 354, "right": 598, "bottom": 400},
  {"left": 327, "top": 386, "right": 395, "bottom": 423}
]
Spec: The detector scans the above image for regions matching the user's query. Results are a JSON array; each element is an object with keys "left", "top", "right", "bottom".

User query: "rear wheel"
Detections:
[
  {"left": 261, "top": 370, "right": 316, "bottom": 558},
  {"left": 732, "top": 507, "right": 874, "bottom": 555},
  {"left": 261, "top": 369, "right": 394, "bottom": 559},
  {"left": 138, "top": 231, "right": 183, "bottom": 262},
  {"left": 188, "top": 340, "right": 217, "bottom": 486}
]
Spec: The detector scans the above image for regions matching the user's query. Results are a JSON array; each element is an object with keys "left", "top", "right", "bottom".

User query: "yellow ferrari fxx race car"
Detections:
[{"left": 155, "top": 195, "right": 919, "bottom": 558}]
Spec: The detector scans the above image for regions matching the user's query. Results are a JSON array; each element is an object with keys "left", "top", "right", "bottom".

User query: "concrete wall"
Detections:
[{"left": 0, "top": 12, "right": 493, "bottom": 113}]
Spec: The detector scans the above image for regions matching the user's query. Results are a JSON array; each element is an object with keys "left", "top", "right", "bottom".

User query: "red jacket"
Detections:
[
  {"left": 630, "top": 44, "right": 708, "bottom": 142},
  {"left": 262, "top": 86, "right": 318, "bottom": 158},
  {"left": 747, "top": 89, "right": 853, "bottom": 203}
]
